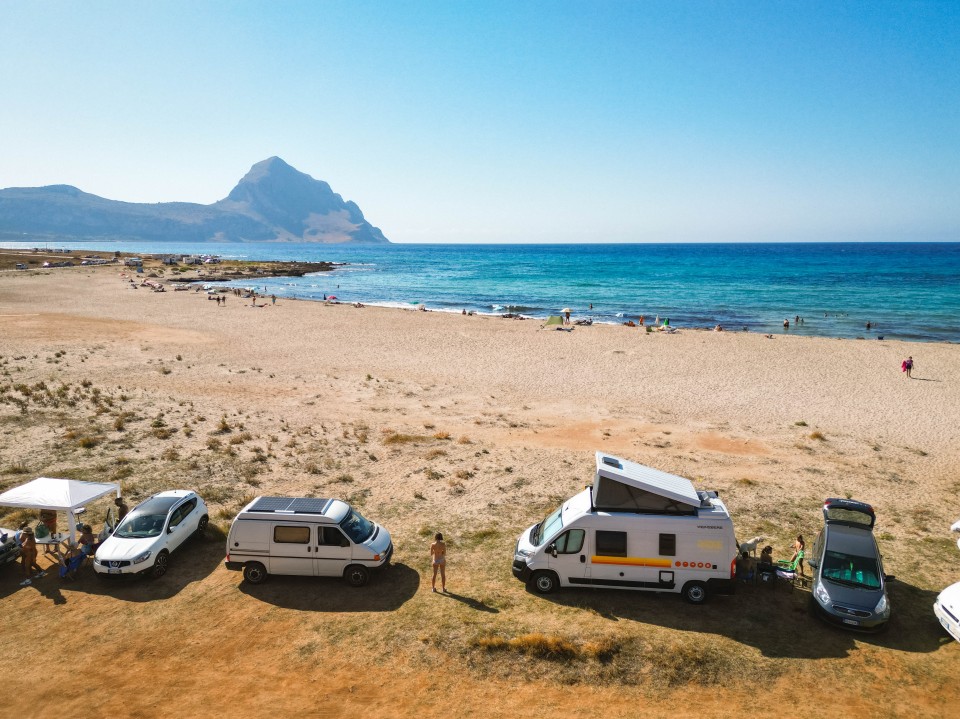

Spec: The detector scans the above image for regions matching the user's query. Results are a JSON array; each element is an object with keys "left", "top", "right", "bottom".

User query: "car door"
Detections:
[
  {"left": 166, "top": 498, "right": 197, "bottom": 552},
  {"left": 314, "top": 525, "right": 353, "bottom": 577},
  {"left": 546, "top": 528, "right": 588, "bottom": 585},
  {"left": 270, "top": 524, "right": 315, "bottom": 576}
]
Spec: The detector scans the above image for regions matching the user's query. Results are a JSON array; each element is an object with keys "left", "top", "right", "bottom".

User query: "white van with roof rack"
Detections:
[
  {"left": 224, "top": 496, "right": 393, "bottom": 587},
  {"left": 512, "top": 453, "right": 738, "bottom": 603}
]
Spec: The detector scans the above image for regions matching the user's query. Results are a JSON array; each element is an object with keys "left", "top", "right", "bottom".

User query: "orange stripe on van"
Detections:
[{"left": 591, "top": 556, "right": 673, "bottom": 568}]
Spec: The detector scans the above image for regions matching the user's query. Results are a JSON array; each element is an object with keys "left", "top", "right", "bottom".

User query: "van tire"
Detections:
[
  {"left": 682, "top": 581, "right": 708, "bottom": 604},
  {"left": 345, "top": 564, "right": 369, "bottom": 587},
  {"left": 530, "top": 570, "right": 559, "bottom": 594},
  {"left": 243, "top": 562, "right": 267, "bottom": 585}
]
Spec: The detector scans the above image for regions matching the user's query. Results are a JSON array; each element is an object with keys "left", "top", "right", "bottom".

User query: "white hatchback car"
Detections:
[{"left": 94, "top": 490, "right": 208, "bottom": 578}]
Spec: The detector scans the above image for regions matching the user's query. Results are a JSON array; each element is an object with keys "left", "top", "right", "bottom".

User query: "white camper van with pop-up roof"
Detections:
[{"left": 512, "top": 453, "right": 738, "bottom": 603}]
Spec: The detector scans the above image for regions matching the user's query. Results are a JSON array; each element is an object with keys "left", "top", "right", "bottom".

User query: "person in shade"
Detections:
[
  {"left": 19, "top": 526, "right": 44, "bottom": 586},
  {"left": 430, "top": 532, "right": 447, "bottom": 593},
  {"left": 115, "top": 497, "right": 130, "bottom": 522}
]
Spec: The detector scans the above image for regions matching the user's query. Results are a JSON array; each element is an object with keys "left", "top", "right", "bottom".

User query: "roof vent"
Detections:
[{"left": 601, "top": 456, "right": 622, "bottom": 469}]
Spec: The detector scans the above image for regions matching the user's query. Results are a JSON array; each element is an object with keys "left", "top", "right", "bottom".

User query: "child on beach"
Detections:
[
  {"left": 902, "top": 356, "right": 914, "bottom": 378},
  {"left": 430, "top": 532, "right": 447, "bottom": 593}
]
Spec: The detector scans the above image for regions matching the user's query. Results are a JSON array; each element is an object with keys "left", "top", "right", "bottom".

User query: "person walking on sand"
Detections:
[
  {"left": 430, "top": 532, "right": 447, "bottom": 593},
  {"left": 902, "top": 356, "right": 914, "bottom": 378}
]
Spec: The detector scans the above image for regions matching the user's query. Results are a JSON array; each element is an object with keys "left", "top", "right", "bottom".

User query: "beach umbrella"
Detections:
[
  {"left": 561, "top": 308, "right": 572, "bottom": 313},
  {"left": 327, "top": 295, "right": 337, "bottom": 300}
]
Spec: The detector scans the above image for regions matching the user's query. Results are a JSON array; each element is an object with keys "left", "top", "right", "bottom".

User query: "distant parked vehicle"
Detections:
[
  {"left": 224, "top": 496, "right": 393, "bottom": 587},
  {"left": 808, "top": 498, "right": 891, "bottom": 631},
  {"left": 94, "top": 490, "right": 208, "bottom": 579},
  {"left": 934, "top": 582, "right": 960, "bottom": 643},
  {"left": 0, "top": 525, "right": 22, "bottom": 566}
]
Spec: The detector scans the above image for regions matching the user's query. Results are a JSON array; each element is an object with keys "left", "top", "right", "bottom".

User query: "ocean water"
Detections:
[{"left": 5, "top": 241, "right": 960, "bottom": 342}]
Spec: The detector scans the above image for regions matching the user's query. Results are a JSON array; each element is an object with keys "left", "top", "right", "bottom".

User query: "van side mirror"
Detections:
[{"left": 547, "top": 543, "right": 557, "bottom": 558}]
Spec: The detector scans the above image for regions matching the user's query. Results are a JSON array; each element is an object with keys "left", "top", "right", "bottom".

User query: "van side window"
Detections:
[
  {"left": 658, "top": 533, "right": 676, "bottom": 556},
  {"left": 274, "top": 525, "right": 310, "bottom": 544},
  {"left": 595, "top": 530, "right": 627, "bottom": 557},
  {"left": 320, "top": 527, "right": 348, "bottom": 546},
  {"left": 554, "top": 529, "right": 585, "bottom": 554}
]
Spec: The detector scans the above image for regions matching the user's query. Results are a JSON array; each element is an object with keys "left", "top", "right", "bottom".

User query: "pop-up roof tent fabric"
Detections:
[
  {"left": 592, "top": 452, "right": 701, "bottom": 515},
  {"left": 0, "top": 477, "right": 120, "bottom": 545}
]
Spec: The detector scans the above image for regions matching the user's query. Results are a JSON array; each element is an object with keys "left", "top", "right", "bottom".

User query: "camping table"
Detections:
[{"left": 35, "top": 532, "right": 69, "bottom": 555}]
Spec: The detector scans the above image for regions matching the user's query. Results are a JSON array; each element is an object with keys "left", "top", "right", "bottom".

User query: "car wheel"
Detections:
[
  {"left": 151, "top": 550, "right": 170, "bottom": 579},
  {"left": 195, "top": 515, "right": 209, "bottom": 539},
  {"left": 530, "top": 570, "right": 559, "bottom": 594},
  {"left": 682, "top": 581, "right": 708, "bottom": 604},
  {"left": 243, "top": 562, "right": 267, "bottom": 585},
  {"left": 344, "top": 564, "right": 369, "bottom": 587}
]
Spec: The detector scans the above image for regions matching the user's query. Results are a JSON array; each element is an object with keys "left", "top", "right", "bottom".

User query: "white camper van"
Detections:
[
  {"left": 513, "top": 453, "right": 737, "bottom": 603},
  {"left": 224, "top": 496, "right": 393, "bottom": 587}
]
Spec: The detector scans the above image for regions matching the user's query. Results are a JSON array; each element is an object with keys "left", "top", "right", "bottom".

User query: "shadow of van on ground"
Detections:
[
  {"left": 238, "top": 561, "right": 419, "bottom": 612},
  {"left": 532, "top": 575, "right": 946, "bottom": 659}
]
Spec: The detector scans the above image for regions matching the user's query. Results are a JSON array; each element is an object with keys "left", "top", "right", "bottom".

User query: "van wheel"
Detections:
[
  {"left": 243, "top": 562, "right": 267, "bottom": 585},
  {"left": 682, "top": 581, "right": 708, "bottom": 604},
  {"left": 530, "top": 570, "right": 559, "bottom": 594},
  {"left": 151, "top": 550, "right": 169, "bottom": 579},
  {"left": 345, "top": 565, "right": 369, "bottom": 587}
]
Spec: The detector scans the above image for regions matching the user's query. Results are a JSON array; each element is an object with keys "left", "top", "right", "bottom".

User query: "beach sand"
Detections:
[{"left": 1, "top": 262, "right": 958, "bottom": 718}]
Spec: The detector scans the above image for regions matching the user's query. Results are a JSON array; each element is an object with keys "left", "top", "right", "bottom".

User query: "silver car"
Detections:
[{"left": 808, "top": 498, "right": 891, "bottom": 631}]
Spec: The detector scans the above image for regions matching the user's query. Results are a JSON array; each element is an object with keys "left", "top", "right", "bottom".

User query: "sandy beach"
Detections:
[{"left": 1, "top": 260, "right": 959, "bottom": 718}]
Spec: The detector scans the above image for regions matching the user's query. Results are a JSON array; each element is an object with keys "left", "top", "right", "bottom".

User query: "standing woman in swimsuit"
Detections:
[{"left": 430, "top": 532, "right": 446, "bottom": 593}]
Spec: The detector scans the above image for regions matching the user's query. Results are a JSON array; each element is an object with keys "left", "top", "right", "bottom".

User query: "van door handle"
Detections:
[{"left": 580, "top": 555, "right": 585, "bottom": 563}]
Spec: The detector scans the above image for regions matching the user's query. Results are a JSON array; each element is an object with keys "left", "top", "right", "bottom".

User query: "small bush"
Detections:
[
  {"left": 153, "top": 427, "right": 174, "bottom": 439},
  {"left": 433, "top": 431, "right": 451, "bottom": 440},
  {"left": 383, "top": 433, "right": 429, "bottom": 445},
  {"left": 809, "top": 431, "right": 826, "bottom": 441},
  {"left": 794, "top": 420, "right": 808, "bottom": 427},
  {"left": 206, "top": 438, "right": 222, "bottom": 451},
  {"left": 77, "top": 435, "right": 101, "bottom": 449}
]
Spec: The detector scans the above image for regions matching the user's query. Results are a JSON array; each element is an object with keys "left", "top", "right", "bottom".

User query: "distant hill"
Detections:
[{"left": 0, "top": 157, "right": 390, "bottom": 244}]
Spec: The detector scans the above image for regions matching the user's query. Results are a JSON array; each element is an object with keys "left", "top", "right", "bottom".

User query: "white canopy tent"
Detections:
[{"left": 0, "top": 477, "right": 120, "bottom": 545}]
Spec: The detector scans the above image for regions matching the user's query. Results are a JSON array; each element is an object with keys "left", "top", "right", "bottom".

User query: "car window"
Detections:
[
  {"left": 554, "top": 529, "right": 585, "bottom": 554},
  {"left": 274, "top": 525, "right": 311, "bottom": 544},
  {"left": 321, "top": 527, "right": 348, "bottom": 546},
  {"left": 821, "top": 549, "right": 881, "bottom": 589}
]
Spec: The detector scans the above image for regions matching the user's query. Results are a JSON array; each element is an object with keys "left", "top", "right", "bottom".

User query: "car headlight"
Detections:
[
  {"left": 875, "top": 594, "right": 888, "bottom": 614},
  {"left": 814, "top": 581, "right": 831, "bottom": 605},
  {"left": 132, "top": 550, "right": 152, "bottom": 565}
]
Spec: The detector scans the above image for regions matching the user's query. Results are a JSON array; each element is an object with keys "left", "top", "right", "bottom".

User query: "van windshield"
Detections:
[
  {"left": 532, "top": 505, "right": 563, "bottom": 547},
  {"left": 339, "top": 509, "right": 375, "bottom": 544}
]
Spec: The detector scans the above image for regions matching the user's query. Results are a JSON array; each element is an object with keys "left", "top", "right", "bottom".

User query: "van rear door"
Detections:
[{"left": 314, "top": 526, "right": 352, "bottom": 577}]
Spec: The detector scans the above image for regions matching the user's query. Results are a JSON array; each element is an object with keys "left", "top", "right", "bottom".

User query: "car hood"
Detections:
[
  {"left": 822, "top": 577, "right": 885, "bottom": 609},
  {"left": 96, "top": 534, "right": 159, "bottom": 561},
  {"left": 938, "top": 581, "right": 960, "bottom": 612}
]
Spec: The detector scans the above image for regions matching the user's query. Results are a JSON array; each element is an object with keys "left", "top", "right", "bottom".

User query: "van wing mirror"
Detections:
[{"left": 547, "top": 543, "right": 557, "bottom": 557}]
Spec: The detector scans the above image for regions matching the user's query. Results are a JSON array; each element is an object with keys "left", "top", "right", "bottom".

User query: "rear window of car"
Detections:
[{"left": 825, "top": 507, "right": 874, "bottom": 528}]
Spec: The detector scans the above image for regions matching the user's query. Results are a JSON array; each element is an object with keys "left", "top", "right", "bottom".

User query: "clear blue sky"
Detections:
[{"left": 1, "top": 1, "right": 957, "bottom": 243}]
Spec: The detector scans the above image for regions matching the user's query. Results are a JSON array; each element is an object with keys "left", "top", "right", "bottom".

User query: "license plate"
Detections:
[
  {"left": 842, "top": 618, "right": 860, "bottom": 626},
  {"left": 108, "top": 568, "right": 121, "bottom": 574}
]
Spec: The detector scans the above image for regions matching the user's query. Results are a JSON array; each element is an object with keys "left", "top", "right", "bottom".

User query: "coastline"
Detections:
[{"left": 1, "top": 257, "right": 959, "bottom": 718}]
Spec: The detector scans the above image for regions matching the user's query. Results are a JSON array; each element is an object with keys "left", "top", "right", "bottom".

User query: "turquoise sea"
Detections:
[{"left": 5, "top": 241, "right": 960, "bottom": 342}]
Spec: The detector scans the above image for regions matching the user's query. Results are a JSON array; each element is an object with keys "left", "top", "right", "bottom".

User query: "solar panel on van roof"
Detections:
[{"left": 249, "top": 497, "right": 331, "bottom": 513}]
